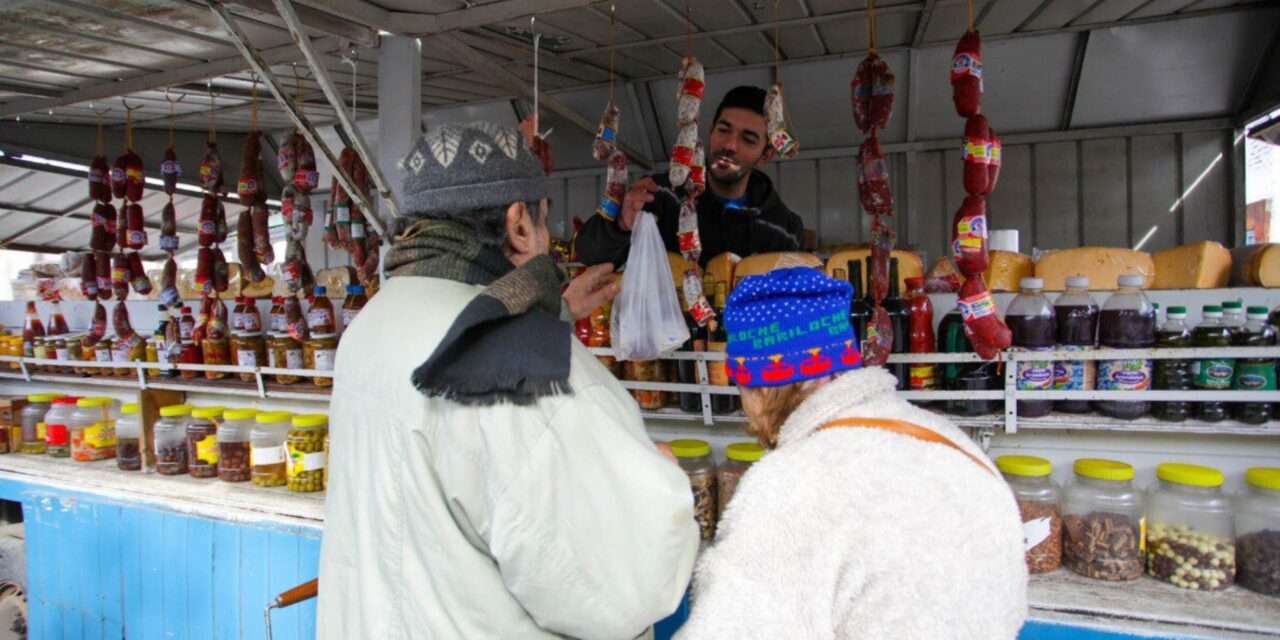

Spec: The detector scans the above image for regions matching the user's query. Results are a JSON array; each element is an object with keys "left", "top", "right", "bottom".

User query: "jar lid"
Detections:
[
  {"left": 1157, "top": 462, "right": 1224, "bottom": 488},
  {"left": 191, "top": 406, "right": 225, "bottom": 420},
  {"left": 1202, "top": 304, "right": 1222, "bottom": 314},
  {"left": 76, "top": 397, "right": 110, "bottom": 408},
  {"left": 256, "top": 411, "right": 293, "bottom": 424},
  {"left": 159, "top": 404, "right": 193, "bottom": 418},
  {"left": 26, "top": 393, "right": 59, "bottom": 403},
  {"left": 670, "top": 439, "right": 711, "bottom": 459},
  {"left": 1246, "top": 467, "right": 1280, "bottom": 491},
  {"left": 1247, "top": 306, "right": 1269, "bottom": 317},
  {"left": 121, "top": 403, "right": 139, "bottom": 415},
  {"left": 292, "top": 413, "right": 328, "bottom": 428},
  {"left": 1074, "top": 458, "right": 1133, "bottom": 481},
  {"left": 224, "top": 408, "right": 258, "bottom": 421},
  {"left": 1167, "top": 306, "right": 1187, "bottom": 316},
  {"left": 726, "top": 442, "right": 764, "bottom": 462},
  {"left": 52, "top": 396, "right": 80, "bottom": 405},
  {"left": 997, "top": 455, "right": 1052, "bottom": 478}
]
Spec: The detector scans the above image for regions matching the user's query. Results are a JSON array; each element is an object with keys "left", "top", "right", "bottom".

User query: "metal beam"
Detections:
[
  {"left": 288, "top": 0, "right": 391, "bottom": 30},
  {"left": 458, "top": 31, "right": 617, "bottom": 83},
  {"left": 1061, "top": 31, "right": 1090, "bottom": 130},
  {"left": 0, "top": 39, "right": 162, "bottom": 75},
  {"left": 912, "top": 0, "right": 940, "bottom": 47},
  {"left": 44, "top": 0, "right": 236, "bottom": 48},
  {"left": 10, "top": 21, "right": 208, "bottom": 64},
  {"left": 0, "top": 37, "right": 342, "bottom": 119},
  {"left": 392, "top": 0, "right": 603, "bottom": 36},
  {"left": 1235, "top": 22, "right": 1280, "bottom": 120},
  {"left": 220, "top": 0, "right": 379, "bottom": 47}
]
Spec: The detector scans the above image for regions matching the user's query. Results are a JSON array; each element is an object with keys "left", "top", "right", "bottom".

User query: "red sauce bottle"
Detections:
[{"left": 905, "top": 277, "right": 937, "bottom": 392}]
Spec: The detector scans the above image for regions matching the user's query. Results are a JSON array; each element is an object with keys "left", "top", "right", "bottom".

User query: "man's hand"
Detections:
[
  {"left": 562, "top": 263, "right": 620, "bottom": 321},
  {"left": 619, "top": 177, "right": 659, "bottom": 231},
  {"left": 654, "top": 442, "right": 677, "bottom": 464}
]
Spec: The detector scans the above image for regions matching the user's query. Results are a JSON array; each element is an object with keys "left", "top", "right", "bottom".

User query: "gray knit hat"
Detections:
[{"left": 397, "top": 121, "right": 548, "bottom": 218}]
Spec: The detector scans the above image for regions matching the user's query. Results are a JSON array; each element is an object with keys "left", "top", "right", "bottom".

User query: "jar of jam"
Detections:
[
  {"left": 268, "top": 296, "right": 287, "bottom": 334},
  {"left": 201, "top": 336, "right": 231, "bottom": 380},
  {"left": 179, "top": 341, "right": 200, "bottom": 379},
  {"left": 145, "top": 336, "right": 160, "bottom": 379},
  {"left": 287, "top": 414, "right": 328, "bottom": 493},
  {"left": 113, "top": 336, "right": 144, "bottom": 378},
  {"left": 52, "top": 337, "right": 70, "bottom": 374},
  {"left": 70, "top": 397, "right": 116, "bottom": 462},
  {"left": 186, "top": 406, "right": 224, "bottom": 478},
  {"left": 62, "top": 335, "right": 83, "bottom": 375},
  {"left": 267, "top": 333, "right": 304, "bottom": 385},
  {"left": 304, "top": 333, "right": 338, "bottom": 387},
  {"left": 93, "top": 338, "right": 114, "bottom": 377},
  {"left": 217, "top": 408, "right": 255, "bottom": 482},
  {"left": 155, "top": 404, "right": 192, "bottom": 475},
  {"left": 231, "top": 332, "right": 266, "bottom": 383}
]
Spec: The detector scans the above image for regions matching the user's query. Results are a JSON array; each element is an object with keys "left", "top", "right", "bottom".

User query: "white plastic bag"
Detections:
[{"left": 611, "top": 212, "right": 690, "bottom": 362}]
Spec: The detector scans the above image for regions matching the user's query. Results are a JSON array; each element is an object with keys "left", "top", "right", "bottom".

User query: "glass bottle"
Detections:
[
  {"left": 1192, "top": 305, "right": 1234, "bottom": 422},
  {"left": 341, "top": 284, "right": 368, "bottom": 330},
  {"left": 307, "top": 286, "right": 337, "bottom": 334},
  {"left": 707, "top": 282, "right": 737, "bottom": 415},
  {"left": 847, "top": 259, "right": 871, "bottom": 352},
  {"left": 879, "top": 257, "right": 910, "bottom": 390},
  {"left": 46, "top": 295, "right": 69, "bottom": 336},
  {"left": 22, "top": 301, "right": 44, "bottom": 358}
]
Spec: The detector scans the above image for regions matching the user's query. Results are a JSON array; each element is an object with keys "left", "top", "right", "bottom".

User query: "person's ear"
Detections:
[
  {"left": 506, "top": 201, "right": 534, "bottom": 256},
  {"left": 759, "top": 146, "right": 776, "bottom": 165}
]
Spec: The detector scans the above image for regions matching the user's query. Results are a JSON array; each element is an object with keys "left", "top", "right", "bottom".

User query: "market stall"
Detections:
[{"left": 0, "top": 0, "right": 1277, "bottom": 638}]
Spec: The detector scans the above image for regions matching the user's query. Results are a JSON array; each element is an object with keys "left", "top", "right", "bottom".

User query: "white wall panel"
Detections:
[
  {"left": 987, "top": 144, "right": 1035, "bottom": 254},
  {"left": 778, "top": 160, "right": 818, "bottom": 240}
]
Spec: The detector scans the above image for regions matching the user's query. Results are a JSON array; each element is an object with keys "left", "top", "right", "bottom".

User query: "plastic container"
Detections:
[
  {"left": 44, "top": 396, "right": 79, "bottom": 458},
  {"left": 1053, "top": 276, "right": 1099, "bottom": 414},
  {"left": 1153, "top": 306, "right": 1193, "bottom": 422},
  {"left": 1007, "top": 277, "right": 1055, "bottom": 418},
  {"left": 1232, "top": 306, "right": 1276, "bottom": 424},
  {"left": 1146, "top": 463, "right": 1235, "bottom": 590},
  {"left": 115, "top": 403, "right": 141, "bottom": 471},
  {"left": 70, "top": 397, "right": 116, "bottom": 462},
  {"left": 186, "top": 406, "right": 224, "bottom": 478},
  {"left": 155, "top": 405, "right": 192, "bottom": 475},
  {"left": 217, "top": 408, "right": 256, "bottom": 482},
  {"left": 304, "top": 333, "right": 338, "bottom": 388},
  {"left": 287, "top": 414, "right": 328, "bottom": 493},
  {"left": 672, "top": 439, "right": 717, "bottom": 541},
  {"left": 1236, "top": 467, "right": 1280, "bottom": 597},
  {"left": 998, "top": 455, "right": 1062, "bottom": 574},
  {"left": 717, "top": 442, "right": 763, "bottom": 519},
  {"left": 1192, "top": 305, "right": 1234, "bottom": 422},
  {"left": 251, "top": 411, "right": 292, "bottom": 487},
  {"left": 1062, "top": 458, "right": 1143, "bottom": 581},
  {"left": 20, "top": 393, "right": 55, "bottom": 454},
  {"left": 1094, "top": 274, "right": 1156, "bottom": 420},
  {"left": 1223, "top": 300, "right": 1246, "bottom": 337}
]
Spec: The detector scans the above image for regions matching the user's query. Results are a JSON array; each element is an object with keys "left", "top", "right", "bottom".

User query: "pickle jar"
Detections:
[
  {"left": 267, "top": 333, "right": 304, "bottom": 385},
  {"left": 63, "top": 335, "right": 83, "bottom": 375},
  {"left": 286, "top": 414, "right": 328, "bottom": 493},
  {"left": 231, "top": 333, "right": 267, "bottom": 383},
  {"left": 144, "top": 336, "right": 161, "bottom": 379},
  {"left": 998, "top": 455, "right": 1063, "bottom": 574},
  {"left": 93, "top": 337, "right": 113, "bottom": 377},
  {"left": 31, "top": 337, "right": 49, "bottom": 372},
  {"left": 1236, "top": 467, "right": 1280, "bottom": 597},
  {"left": 70, "top": 397, "right": 116, "bottom": 462},
  {"left": 186, "top": 406, "right": 224, "bottom": 478},
  {"left": 671, "top": 439, "right": 717, "bottom": 541},
  {"left": 217, "top": 408, "right": 255, "bottom": 482},
  {"left": 717, "top": 442, "right": 763, "bottom": 519},
  {"left": 44, "top": 396, "right": 79, "bottom": 458},
  {"left": 155, "top": 404, "right": 192, "bottom": 475},
  {"left": 304, "top": 333, "right": 338, "bottom": 388},
  {"left": 1147, "top": 463, "right": 1235, "bottom": 591},
  {"left": 115, "top": 403, "right": 142, "bottom": 471},
  {"left": 78, "top": 338, "right": 98, "bottom": 376},
  {"left": 201, "top": 336, "right": 231, "bottom": 380},
  {"left": 1062, "top": 458, "right": 1144, "bottom": 582},
  {"left": 19, "top": 393, "right": 56, "bottom": 454},
  {"left": 251, "top": 411, "right": 292, "bottom": 487},
  {"left": 51, "top": 337, "right": 68, "bottom": 374}
]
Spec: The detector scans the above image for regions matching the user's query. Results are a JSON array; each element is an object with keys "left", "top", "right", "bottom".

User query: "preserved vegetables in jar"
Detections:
[
  {"left": 115, "top": 402, "right": 141, "bottom": 471},
  {"left": 44, "top": 396, "right": 79, "bottom": 458},
  {"left": 70, "top": 397, "right": 116, "bottom": 462},
  {"left": 155, "top": 404, "right": 191, "bottom": 475},
  {"left": 20, "top": 393, "right": 55, "bottom": 454},
  {"left": 231, "top": 332, "right": 266, "bottom": 382},
  {"left": 251, "top": 411, "right": 291, "bottom": 487},
  {"left": 268, "top": 333, "right": 304, "bottom": 384},
  {"left": 94, "top": 338, "right": 114, "bottom": 377},
  {"left": 186, "top": 406, "right": 224, "bottom": 478},
  {"left": 304, "top": 333, "right": 338, "bottom": 387},
  {"left": 287, "top": 414, "right": 328, "bottom": 493},
  {"left": 201, "top": 336, "right": 231, "bottom": 380},
  {"left": 217, "top": 408, "right": 255, "bottom": 482}
]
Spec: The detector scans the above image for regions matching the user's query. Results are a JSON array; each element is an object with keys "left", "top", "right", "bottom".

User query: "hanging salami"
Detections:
[
  {"left": 857, "top": 136, "right": 893, "bottom": 216},
  {"left": 765, "top": 84, "right": 799, "bottom": 159},
  {"left": 951, "top": 30, "right": 983, "bottom": 119},
  {"left": 593, "top": 101, "right": 620, "bottom": 162},
  {"left": 161, "top": 146, "right": 181, "bottom": 196}
]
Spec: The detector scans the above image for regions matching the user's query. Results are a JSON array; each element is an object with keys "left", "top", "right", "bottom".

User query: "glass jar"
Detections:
[
  {"left": 77, "top": 338, "right": 97, "bottom": 376},
  {"left": 52, "top": 337, "right": 69, "bottom": 374},
  {"left": 1236, "top": 467, "right": 1280, "bottom": 597},
  {"left": 217, "top": 408, "right": 256, "bottom": 482},
  {"left": 251, "top": 411, "right": 292, "bottom": 487},
  {"left": 201, "top": 337, "right": 231, "bottom": 380},
  {"left": 231, "top": 333, "right": 266, "bottom": 383},
  {"left": 1062, "top": 458, "right": 1144, "bottom": 581},
  {"left": 112, "top": 336, "right": 142, "bottom": 378},
  {"left": 267, "top": 333, "right": 303, "bottom": 385},
  {"left": 115, "top": 403, "right": 141, "bottom": 471},
  {"left": 155, "top": 404, "right": 192, "bottom": 475},
  {"left": 998, "top": 455, "right": 1063, "bottom": 574},
  {"left": 145, "top": 336, "right": 161, "bottom": 379},
  {"left": 672, "top": 439, "right": 717, "bottom": 541},
  {"left": 20, "top": 393, "right": 55, "bottom": 454},
  {"left": 93, "top": 338, "right": 113, "bottom": 377},
  {"left": 287, "top": 414, "right": 328, "bottom": 493},
  {"left": 62, "top": 335, "right": 83, "bottom": 375},
  {"left": 31, "top": 337, "right": 50, "bottom": 372},
  {"left": 1147, "top": 463, "right": 1235, "bottom": 590},
  {"left": 186, "top": 406, "right": 224, "bottom": 478},
  {"left": 44, "top": 396, "right": 79, "bottom": 458},
  {"left": 179, "top": 341, "right": 200, "bottom": 379},
  {"left": 717, "top": 442, "right": 762, "bottom": 519},
  {"left": 70, "top": 397, "right": 116, "bottom": 462},
  {"left": 304, "top": 333, "right": 338, "bottom": 388},
  {"left": 625, "top": 360, "right": 667, "bottom": 410}
]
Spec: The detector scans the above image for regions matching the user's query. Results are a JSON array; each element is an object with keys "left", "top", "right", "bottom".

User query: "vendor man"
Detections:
[{"left": 575, "top": 86, "right": 806, "bottom": 267}]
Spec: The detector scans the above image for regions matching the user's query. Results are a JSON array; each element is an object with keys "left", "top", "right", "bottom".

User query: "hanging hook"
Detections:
[
  {"left": 341, "top": 50, "right": 359, "bottom": 119},
  {"left": 120, "top": 97, "right": 144, "bottom": 113},
  {"left": 90, "top": 105, "right": 113, "bottom": 118},
  {"left": 164, "top": 88, "right": 188, "bottom": 106}
]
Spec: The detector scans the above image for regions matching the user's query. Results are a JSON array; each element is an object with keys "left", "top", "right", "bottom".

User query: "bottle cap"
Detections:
[
  {"left": 1065, "top": 276, "right": 1089, "bottom": 289},
  {"left": 256, "top": 411, "right": 293, "bottom": 424},
  {"left": 159, "top": 404, "right": 193, "bottom": 418},
  {"left": 292, "top": 413, "right": 329, "bottom": 429},
  {"left": 121, "top": 403, "right": 139, "bottom": 415},
  {"left": 314, "top": 286, "right": 327, "bottom": 296},
  {"left": 1019, "top": 277, "right": 1044, "bottom": 290},
  {"left": 1246, "top": 467, "right": 1280, "bottom": 491},
  {"left": 1074, "top": 458, "right": 1134, "bottom": 482},
  {"left": 1222, "top": 300, "right": 1243, "bottom": 310},
  {"left": 1117, "top": 274, "right": 1144, "bottom": 288},
  {"left": 1157, "top": 462, "right": 1224, "bottom": 488},
  {"left": 191, "top": 406, "right": 226, "bottom": 420},
  {"left": 997, "top": 455, "right": 1052, "bottom": 478},
  {"left": 182, "top": 306, "right": 192, "bottom": 313},
  {"left": 347, "top": 284, "right": 365, "bottom": 295},
  {"left": 1167, "top": 305, "right": 1187, "bottom": 316},
  {"left": 1203, "top": 304, "right": 1222, "bottom": 314},
  {"left": 1247, "top": 306, "right": 1268, "bottom": 317}
]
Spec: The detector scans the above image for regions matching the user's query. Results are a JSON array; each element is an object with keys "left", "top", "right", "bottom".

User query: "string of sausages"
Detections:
[
  {"left": 320, "top": 61, "right": 380, "bottom": 294},
  {"left": 669, "top": 56, "right": 715, "bottom": 326}
]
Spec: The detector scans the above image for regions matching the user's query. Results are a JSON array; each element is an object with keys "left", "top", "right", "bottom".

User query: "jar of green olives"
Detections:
[{"left": 286, "top": 414, "right": 327, "bottom": 493}]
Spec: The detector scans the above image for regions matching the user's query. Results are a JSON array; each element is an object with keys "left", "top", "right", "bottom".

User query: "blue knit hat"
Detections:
[{"left": 723, "top": 267, "right": 861, "bottom": 388}]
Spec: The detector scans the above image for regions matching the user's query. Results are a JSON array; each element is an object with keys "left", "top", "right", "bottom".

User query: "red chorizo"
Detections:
[
  {"left": 110, "top": 153, "right": 128, "bottom": 201},
  {"left": 199, "top": 194, "right": 218, "bottom": 247},
  {"left": 126, "top": 203, "right": 146, "bottom": 250},
  {"left": 951, "top": 31, "right": 983, "bottom": 119},
  {"left": 81, "top": 255, "right": 99, "bottom": 300},
  {"left": 95, "top": 251, "right": 113, "bottom": 300},
  {"left": 128, "top": 252, "right": 151, "bottom": 295},
  {"left": 958, "top": 274, "right": 1011, "bottom": 359},
  {"left": 963, "top": 114, "right": 993, "bottom": 196},
  {"left": 212, "top": 247, "right": 229, "bottom": 293},
  {"left": 195, "top": 247, "right": 213, "bottom": 295},
  {"left": 160, "top": 201, "right": 178, "bottom": 253},
  {"left": 238, "top": 131, "right": 261, "bottom": 206},
  {"left": 115, "top": 202, "right": 129, "bottom": 250},
  {"left": 89, "top": 155, "right": 111, "bottom": 203},
  {"left": 199, "top": 142, "right": 224, "bottom": 194},
  {"left": 86, "top": 301, "right": 107, "bottom": 346},
  {"left": 124, "top": 150, "right": 144, "bottom": 203},
  {"left": 162, "top": 146, "right": 180, "bottom": 196},
  {"left": 237, "top": 209, "right": 266, "bottom": 284},
  {"left": 251, "top": 201, "right": 273, "bottom": 264},
  {"left": 111, "top": 252, "right": 130, "bottom": 301},
  {"left": 951, "top": 195, "right": 989, "bottom": 276},
  {"left": 160, "top": 256, "right": 180, "bottom": 308}
]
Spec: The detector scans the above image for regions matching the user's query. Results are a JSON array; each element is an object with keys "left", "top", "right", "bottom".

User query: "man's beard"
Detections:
[{"left": 709, "top": 152, "right": 751, "bottom": 188}]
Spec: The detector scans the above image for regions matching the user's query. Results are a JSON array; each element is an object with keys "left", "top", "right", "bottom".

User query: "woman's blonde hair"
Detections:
[{"left": 742, "top": 379, "right": 824, "bottom": 449}]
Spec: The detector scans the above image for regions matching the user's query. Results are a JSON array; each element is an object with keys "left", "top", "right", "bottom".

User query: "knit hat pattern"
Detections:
[
  {"left": 398, "top": 121, "right": 548, "bottom": 218},
  {"left": 724, "top": 267, "right": 861, "bottom": 388}
]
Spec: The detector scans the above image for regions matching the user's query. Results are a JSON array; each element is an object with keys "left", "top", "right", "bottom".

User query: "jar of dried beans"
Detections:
[
  {"left": 672, "top": 439, "right": 717, "bottom": 542},
  {"left": 1062, "top": 458, "right": 1144, "bottom": 581},
  {"left": 717, "top": 442, "right": 762, "bottom": 520},
  {"left": 1236, "top": 467, "right": 1280, "bottom": 597},
  {"left": 186, "top": 406, "right": 224, "bottom": 478},
  {"left": 997, "top": 455, "right": 1062, "bottom": 574},
  {"left": 115, "top": 403, "right": 141, "bottom": 471},
  {"left": 251, "top": 411, "right": 291, "bottom": 487},
  {"left": 155, "top": 404, "right": 192, "bottom": 475},
  {"left": 1146, "top": 463, "right": 1234, "bottom": 591},
  {"left": 217, "top": 408, "right": 256, "bottom": 482}
]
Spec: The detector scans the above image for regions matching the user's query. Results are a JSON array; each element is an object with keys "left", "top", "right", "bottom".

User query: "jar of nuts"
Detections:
[
  {"left": 1235, "top": 467, "right": 1280, "bottom": 597},
  {"left": 1147, "top": 463, "right": 1235, "bottom": 591},
  {"left": 717, "top": 442, "right": 763, "bottom": 520},
  {"left": 217, "top": 408, "right": 256, "bottom": 482},
  {"left": 155, "top": 404, "right": 192, "bottom": 475},
  {"left": 250, "top": 411, "right": 292, "bottom": 487},
  {"left": 1062, "top": 458, "right": 1144, "bottom": 582},
  {"left": 671, "top": 439, "right": 717, "bottom": 542},
  {"left": 997, "top": 455, "right": 1062, "bottom": 574},
  {"left": 287, "top": 414, "right": 328, "bottom": 493},
  {"left": 186, "top": 406, "right": 225, "bottom": 478}
]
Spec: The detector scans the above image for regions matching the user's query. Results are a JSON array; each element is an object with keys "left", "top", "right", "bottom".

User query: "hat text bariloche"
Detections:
[{"left": 733, "top": 310, "right": 852, "bottom": 351}]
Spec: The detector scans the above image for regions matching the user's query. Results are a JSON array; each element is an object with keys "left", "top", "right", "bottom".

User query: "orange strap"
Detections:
[{"left": 818, "top": 417, "right": 995, "bottom": 476}]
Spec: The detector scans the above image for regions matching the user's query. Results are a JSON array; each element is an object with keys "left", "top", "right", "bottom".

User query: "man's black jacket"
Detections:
[{"left": 574, "top": 170, "right": 805, "bottom": 268}]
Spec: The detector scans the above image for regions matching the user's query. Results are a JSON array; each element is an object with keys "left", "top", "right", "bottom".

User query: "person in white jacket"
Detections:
[
  {"left": 318, "top": 122, "right": 699, "bottom": 640},
  {"left": 676, "top": 267, "right": 1027, "bottom": 639}
]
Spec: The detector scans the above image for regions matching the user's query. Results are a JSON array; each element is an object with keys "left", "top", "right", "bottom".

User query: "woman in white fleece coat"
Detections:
[{"left": 676, "top": 267, "right": 1027, "bottom": 640}]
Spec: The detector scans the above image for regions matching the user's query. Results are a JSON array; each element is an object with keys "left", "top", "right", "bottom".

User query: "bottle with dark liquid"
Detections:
[
  {"left": 707, "top": 283, "right": 738, "bottom": 415},
  {"left": 847, "top": 260, "right": 871, "bottom": 352},
  {"left": 1222, "top": 300, "right": 1246, "bottom": 339},
  {"left": 1152, "top": 306, "right": 1193, "bottom": 422},
  {"left": 1006, "top": 276, "right": 1055, "bottom": 418},
  {"left": 22, "top": 301, "right": 45, "bottom": 358},
  {"left": 1232, "top": 306, "right": 1275, "bottom": 425},
  {"left": 677, "top": 287, "right": 708, "bottom": 414},
  {"left": 876, "top": 257, "right": 911, "bottom": 391},
  {"left": 1192, "top": 305, "right": 1234, "bottom": 422},
  {"left": 46, "top": 294, "right": 69, "bottom": 335},
  {"left": 937, "top": 306, "right": 997, "bottom": 416},
  {"left": 1094, "top": 274, "right": 1156, "bottom": 420},
  {"left": 1053, "top": 276, "right": 1098, "bottom": 414}
]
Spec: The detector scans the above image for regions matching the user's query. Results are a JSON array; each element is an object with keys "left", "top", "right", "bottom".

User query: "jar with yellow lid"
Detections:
[
  {"left": 116, "top": 403, "right": 141, "bottom": 471},
  {"left": 287, "top": 414, "right": 328, "bottom": 492},
  {"left": 186, "top": 406, "right": 224, "bottom": 478},
  {"left": 231, "top": 333, "right": 267, "bottom": 383},
  {"left": 44, "top": 396, "right": 79, "bottom": 458},
  {"left": 1147, "top": 463, "right": 1234, "bottom": 590},
  {"left": 1236, "top": 467, "right": 1280, "bottom": 596},
  {"left": 1062, "top": 458, "right": 1143, "bottom": 581},
  {"left": 251, "top": 411, "right": 291, "bottom": 487},
  {"left": 998, "top": 455, "right": 1062, "bottom": 574},
  {"left": 70, "top": 397, "right": 116, "bottom": 462},
  {"left": 717, "top": 442, "right": 762, "bottom": 520},
  {"left": 267, "top": 333, "right": 304, "bottom": 385},
  {"left": 19, "top": 393, "right": 56, "bottom": 454},
  {"left": 672, "top": 439, "right": 716, "bottom": 541},
  {"left": 155, "top": 405, "right": 192, "bottom": 475},
  {"left": 217, "top": 408, "right": 256, "bottom": 482},
  {"left": 304, "top": 333, "right": 338, "bottom": 388}
]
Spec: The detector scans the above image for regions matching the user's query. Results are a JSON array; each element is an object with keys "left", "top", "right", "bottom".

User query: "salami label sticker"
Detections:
[
  {"left": 958, "top": 290, "right": 998, "bottom": 321},
  {"left": 953, "top": 212, "right": 988, "bottom": 253},
  {"left": 952, "top": 53, "right": 983, "bottom": 80},
  {"left": 963, "top": 139, "right": 991, "bottom": 163},
  {"left": 161, "top": 160, "right": 181, "bottom": 177}
]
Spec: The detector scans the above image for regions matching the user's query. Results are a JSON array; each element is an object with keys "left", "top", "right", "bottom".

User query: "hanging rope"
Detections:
[
  {"left": 532, "top": 16, "right": 541, "bottom": 131},
  {"left": 121, "top": 99, "right": 142, "bottom": 150},
  {"left": 685, "top": 4, "right": 693, "bottom": 59},
  {"left": 251, "top": 75, "right": 260, "bottom": 134},
  {"left": 773, "top": 0, "right": 781, "bottom": 78},
  {"left": 350, "top": 51, "right": 358, "bottom": 119},
  {"left": 206, "top": 82, "right": 217, "bottom": 144},
  {"left": 608, "top": 4, "right": 616, "bottom": 105},
  {"left": 868, "top": 0, "right": 877, "bottom": 54},
  {"left": 967, "top": 0, "right": 974, "bottom": 32},
  {"left": 94, "top": 110, "right": 105, "bottom": 157}
]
